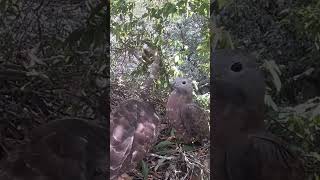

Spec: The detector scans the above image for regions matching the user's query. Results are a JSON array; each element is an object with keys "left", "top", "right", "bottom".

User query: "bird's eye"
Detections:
[
  {"left": 182, "top": 81, "right": 186, "bottom": 84},
  {"left": 230, "top": 62, "right": 242, "bottom": 72}
]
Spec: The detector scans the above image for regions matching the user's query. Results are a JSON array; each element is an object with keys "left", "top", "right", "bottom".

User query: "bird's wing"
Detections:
[
  {"left": 180, "top": 103, "right": 210, "bottom": 142},
  {"left": 225, "top": 132, "right": 305, "bottom": 180},
  {"left": 110, "top": 99, "right": 160, "bottom": 180},
  {"left": 166, "top": 92, "right": 184, "bottom": 134}
]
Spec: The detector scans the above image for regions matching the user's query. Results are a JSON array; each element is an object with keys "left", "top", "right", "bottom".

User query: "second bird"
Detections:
[
  {"left": 166, "top": 77, "right": 210, "bottom": 144},
  {"left": 212, "top": 49, "right": 305, "bottom": 180}
]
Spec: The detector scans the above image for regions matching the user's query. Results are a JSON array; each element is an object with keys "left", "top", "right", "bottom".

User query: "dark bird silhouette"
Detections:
[
  {"left": 110, "top": 99, "right": 160, "bottom": 180},
  {"left": 0, "top": 118, "right": 108, "bottom": 180},
  {"left": 166, "top": 77, "right": 210, "bottom": 143},
  {"left": 212, "top": 49, "right": 305, "bottom": 180}
]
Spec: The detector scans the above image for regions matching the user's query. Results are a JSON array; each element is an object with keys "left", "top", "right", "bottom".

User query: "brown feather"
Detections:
[
  {"left": 166, "top": 77, "right": 209, "bottom": 143},
  {"left": 110, "top": 99, "right": 160, "bottom": 180}
]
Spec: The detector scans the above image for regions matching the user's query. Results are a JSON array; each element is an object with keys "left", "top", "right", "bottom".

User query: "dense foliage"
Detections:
[{"left": 111, "top": 0, "right": 210, "bottom": 109}]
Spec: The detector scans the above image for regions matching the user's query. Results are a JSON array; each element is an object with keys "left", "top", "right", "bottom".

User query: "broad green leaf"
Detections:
[
  {"left": 155, "top": 140, "right": 175, "bottom": 150},
  {"left": 140, "top": 160, "right": 149, "bottom": 180},
  {"left": 309, "top": 152, "right": 320, "bottom": 161}
]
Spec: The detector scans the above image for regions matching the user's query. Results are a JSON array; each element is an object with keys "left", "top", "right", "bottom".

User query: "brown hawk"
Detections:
[
  {"left": 0, "top": 118, "right": 108, "bottom": 180},
  {"left": 212, "top": 49, "right": 305, "bottom": 180},
  {"left": 166, "top": 77, "right": 210, "bottom": 143},
  {"left": 110, "top": 99, "right": 160, "bottom": 180}
]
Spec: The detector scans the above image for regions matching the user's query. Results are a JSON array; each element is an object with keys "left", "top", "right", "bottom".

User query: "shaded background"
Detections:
[{"left": 0, "top": 0, "right": 109, "bottom": 168}]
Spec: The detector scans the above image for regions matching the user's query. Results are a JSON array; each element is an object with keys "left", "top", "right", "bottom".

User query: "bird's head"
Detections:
[
  {"left": 212, "top": 49, "right": 265, "bottom": 109},
  {"left": 212, "top": 49, "right": 266, "bottom": 142},
  {"left": 170, "top": 77, "right": 193, "bottom": 94}
]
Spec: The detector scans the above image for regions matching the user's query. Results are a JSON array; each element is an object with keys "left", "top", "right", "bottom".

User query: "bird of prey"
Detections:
[
  {"left": 110, "top": 99, "right": 160, "bottom": 180},
  {"left": 212, "top": 49, "right": 305, "bottom": 180},
  {"left": 166, "top": 77, "right": 210, "bottom": 143},
  {"left": 0, "top": 118, "right": 108, "bottom": 180}
]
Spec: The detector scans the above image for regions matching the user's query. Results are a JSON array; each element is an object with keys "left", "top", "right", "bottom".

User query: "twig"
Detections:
[{"left": 149, "top": 153, "right": 176, "bottom": 160}]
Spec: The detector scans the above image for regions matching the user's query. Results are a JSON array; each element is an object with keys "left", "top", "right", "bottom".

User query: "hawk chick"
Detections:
[
  {"left": 212, "top": 49, "right": 305, "bottom": 180},
  {"left": 166, "top": 77, "right": 209, "bottom": 143}
]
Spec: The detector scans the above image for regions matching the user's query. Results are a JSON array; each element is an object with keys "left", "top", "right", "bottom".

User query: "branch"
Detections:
[{"left": 140, "top": 45, "right": 161, "bottom": 101}]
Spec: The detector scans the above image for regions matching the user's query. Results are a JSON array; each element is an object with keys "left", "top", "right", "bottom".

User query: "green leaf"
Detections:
[
  {"left": 140, "top": 160, "right": 149, "bottom": 180},
  {"left": 182, "top": 145, "right": 196, "bottom": 151},
  {"left": 174, "top": 55, "right": 180, "bottom": 63},
  {"left": 155, "top": 140, "right": 175, "bottom": 150},
  {"left": 263, "top": 60, "right": 282, "bottom": 92},
  {"left": 265, "top": 94, "right": 278, "bottom": 111}
]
